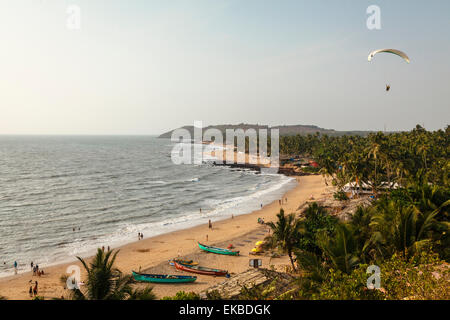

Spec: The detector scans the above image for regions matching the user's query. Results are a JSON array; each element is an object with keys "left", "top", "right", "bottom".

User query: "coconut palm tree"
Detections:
[
  {"left": 265, "top": 209, "right": 303, "bottom": 271},
  {"left": 316, "top": 224, "right": 360, "bottom": 274},
  {"left": 367, "top": 197, "right": 449, "bottom": 259},
  {"left": 65, "top": 248, "right": 155, "bottom": 300}
]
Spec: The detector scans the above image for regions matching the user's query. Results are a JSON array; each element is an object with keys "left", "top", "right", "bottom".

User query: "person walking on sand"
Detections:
[
  {"left": 33, "top": 281, "right": 38, "bottom": 297},
  {"left": 29, "top": 285, "right": 33, "bottom": 297},
  {"left": 14, "top": 261, "right": 18, "bottom": 274},
  {"left": 208, "top": 219, "right": 212, "bottom": 229}
]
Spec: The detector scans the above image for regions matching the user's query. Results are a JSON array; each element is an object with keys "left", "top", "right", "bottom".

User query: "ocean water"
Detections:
[{"left": 0, "top": 136, "right": 296, "bottom": 277}]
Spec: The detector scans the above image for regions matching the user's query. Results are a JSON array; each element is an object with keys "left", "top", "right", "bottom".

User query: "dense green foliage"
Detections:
[
  {"left": 261, "top": 126, "right": 449, "bottom": 299},
  {"left": 280, "top": 125, "right": 449, "bottom": 192},
  {"left": 162, "top": 291, "right": 201, "bottom": 300}
]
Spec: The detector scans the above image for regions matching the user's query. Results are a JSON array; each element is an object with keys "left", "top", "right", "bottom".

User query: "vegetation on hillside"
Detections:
[{"left": 254, "top": 125, "right": 449, "bottom": 300}]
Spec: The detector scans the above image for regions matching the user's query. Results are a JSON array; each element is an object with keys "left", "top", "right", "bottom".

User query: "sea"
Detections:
[{"left": 0, "top": 136, "right": 296, "bottom": 277}]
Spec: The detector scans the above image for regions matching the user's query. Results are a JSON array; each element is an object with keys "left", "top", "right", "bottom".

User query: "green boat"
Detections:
[
  {"left": 132, "top": 271, "right": 197, "bottom": 283},
  {"left": 198, "top": 242, "right": 240, "bottom": 256}
]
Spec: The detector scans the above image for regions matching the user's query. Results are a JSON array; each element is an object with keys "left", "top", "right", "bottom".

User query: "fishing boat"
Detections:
[
  {"left": 198, "top": 242, "right": 240, "bottom": 256},
  {"left": 168, "top": 259, "right": 198, "bottom": 267},
  {"left": 173, "top": 261, "right": 228, "bottom": 276},
  {"left": 132, "top": 271, "right": 197, "bottom": 283}
]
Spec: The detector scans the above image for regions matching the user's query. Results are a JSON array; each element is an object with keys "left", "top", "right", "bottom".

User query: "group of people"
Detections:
[
  {"left": 31, "top": 262, "right": 44, "bottom": 277},
  {"left": 278, "top": 197, "right": 288, "bottom": 205},
  {"left": 28, "top": 280, "right": 38, "bottom": 297}
]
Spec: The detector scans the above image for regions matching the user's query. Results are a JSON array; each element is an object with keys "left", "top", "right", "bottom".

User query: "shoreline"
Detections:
[
  {"left": 0, "top": 170, "right": 296, "bottom": 279},
  {"left": 0, "top": 174, "right": 327, "bottom": 300}
]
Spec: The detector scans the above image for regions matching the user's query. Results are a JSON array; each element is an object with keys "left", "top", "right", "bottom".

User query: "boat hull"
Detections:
[
  {"left": 168, "top": 259, "right": 198, "bottom": 267},
  {"left": 198, "top": 242, "right": 240, "bottom": 256},
  {"left": 132, "top": 271, "right": 197, "bottom": 283},
  {"left": 173, "top": 261, "right": 228, "bottom": 276}
]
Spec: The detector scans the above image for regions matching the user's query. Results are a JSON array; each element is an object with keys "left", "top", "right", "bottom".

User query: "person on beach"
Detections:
[
  {"left": 30, "top": 262, "right": 33, "bottom": 270},
  {"left": 102, "top": 246, "right": 105, "bottom": 251},
  {"left": 208, "top": 219, "right": 212, "bottom": 229},
  {"left": 278, "top": 199, "right": 281, "bottom": 205},
  {"left": 29, "top": 285, "right": 33, "bottom": 297},
  {"left": 261, "top": 203, "right": 263, "bottom": 208},
  {"left": 138, "top": 232, "right": 141, "bottom": 240},
  {"left": 206, "top": 234, "right": 208, "bottom": 241},
  {"left": 141, "top": 233, "right": 144, "bottom": 240},
  {"left": 14, "top": 261, "right": 18, "bottom": 274},
  {"left": 107, "top": 246, "right": 110, "bottom": 251},
  {"left": 33, "top": 281, "right": 38, "bottom": 296}
]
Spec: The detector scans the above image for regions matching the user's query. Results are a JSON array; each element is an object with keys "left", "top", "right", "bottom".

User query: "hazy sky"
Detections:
[{"left": 0, "top": 0, "right": 449, "bottom": 135}]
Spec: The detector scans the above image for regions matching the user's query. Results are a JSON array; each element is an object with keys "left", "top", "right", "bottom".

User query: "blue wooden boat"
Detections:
[
  {"left": 132, "top": 271, "right": 197, "bottom": 283},
  {"left": 198, "top": 242, "right": 240, "bottom": 256}
]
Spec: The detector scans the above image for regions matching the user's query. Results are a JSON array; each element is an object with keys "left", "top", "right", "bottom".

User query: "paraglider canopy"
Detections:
[{"left": 368, "top": 49, "right": 410, "bottom": 63}]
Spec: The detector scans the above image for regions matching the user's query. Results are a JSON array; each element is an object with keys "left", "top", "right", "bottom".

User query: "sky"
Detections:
[{"left": 0, "top": 0, "right": 449, "bottom": 135}]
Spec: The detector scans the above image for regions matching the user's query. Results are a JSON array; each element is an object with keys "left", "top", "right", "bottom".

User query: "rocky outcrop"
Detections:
[{"left": 200, "top": 268, "right": 293, "bottom": 299}]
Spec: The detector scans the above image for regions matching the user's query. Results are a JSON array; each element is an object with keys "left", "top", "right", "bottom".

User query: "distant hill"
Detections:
[{"left": 158, "top": 123, "right": 375, "bottom": 138}]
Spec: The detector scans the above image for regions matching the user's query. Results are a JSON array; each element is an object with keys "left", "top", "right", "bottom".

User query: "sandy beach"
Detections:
[{"left": 0, "top": 175, "right": 326, "bottom": 300}]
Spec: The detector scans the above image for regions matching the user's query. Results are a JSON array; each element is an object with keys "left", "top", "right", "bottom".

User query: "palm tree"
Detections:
[
  {"left": 368, "top": 198, "right": 449, "bottom": 259},
  {"left": 365, "top": 133, "right": 385, "bottom": 196},
  {"left": 65, "top": 248, "right": 155, "bottom": 300},
  {"left": 349, "top": 206, "right": 373, "bottom": 262},
  {"left": 316, "top": 224, "right": 360, "bottom": 274},
  {"left": 265, "top": 209, "right": 303, "bottom": 271}
]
